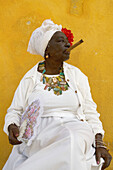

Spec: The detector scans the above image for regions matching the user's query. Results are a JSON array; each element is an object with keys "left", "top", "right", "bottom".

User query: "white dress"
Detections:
[{"left": 3, "top": 72, "right": 104, "bottom": 170}]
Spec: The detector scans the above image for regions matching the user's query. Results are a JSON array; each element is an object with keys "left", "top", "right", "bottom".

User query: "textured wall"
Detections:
[{"left": 0, "top": 0, "right": 113, "bottom": 169}]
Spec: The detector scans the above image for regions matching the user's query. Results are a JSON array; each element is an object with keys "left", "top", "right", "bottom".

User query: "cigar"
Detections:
[{"left": 66, "top": 39, "right": 84, "bottom": 52}]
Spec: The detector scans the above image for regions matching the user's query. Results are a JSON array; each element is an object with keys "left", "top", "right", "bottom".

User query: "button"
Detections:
[
  {"left": 75, "top": 90, "right": 77, "bottom": 93},
  {"left": 80, "top": 119, "right": 84, "bottom": 121},
  {"left": 67, "top": 79, "right": 69, "bottom": 81},
  {"left": 79, "top": 103, "right": 81, "bottom": 107}
]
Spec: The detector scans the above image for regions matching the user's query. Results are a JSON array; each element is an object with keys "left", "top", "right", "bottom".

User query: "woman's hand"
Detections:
[
  {"left": 95, "top": 133, "right": 112, "bottom": 169},
  {"left": 8, "top": 124, "right": 22, "bottom": 145},
  {"left": 95, "top": 147, "right": 112, "bottom": 170}
]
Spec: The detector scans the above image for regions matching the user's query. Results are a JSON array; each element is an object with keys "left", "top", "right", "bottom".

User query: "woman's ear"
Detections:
[
  {"left": 46, "top": 44, "right": 50, "bottom": 53},
  {"left": 44, "top": 45, "right": 50, "bottom": 59},
  {"left": 44, "top": 51, "right": 49, "bottom": 59}
]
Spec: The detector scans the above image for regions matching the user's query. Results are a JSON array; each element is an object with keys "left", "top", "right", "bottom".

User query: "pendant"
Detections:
[{"left": 52, "top": 77, "right": 58, "bottom": 83}]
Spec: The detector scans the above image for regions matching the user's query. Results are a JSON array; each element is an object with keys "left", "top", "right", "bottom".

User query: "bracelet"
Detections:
[
  {"left": 95, "top": 139, "right": 107, "bottom": 145},
  {"left": 95, "top": 141, "right": 107, "bottom": 146},
  {"left": 95, "top": 145, "right": 109, "bottom": 151},
  {"left": 95, "top": 139, "right": 109, "bottom": 151},
  {"left": 96, "top": 145, "right": 107, "bottom": 149}
]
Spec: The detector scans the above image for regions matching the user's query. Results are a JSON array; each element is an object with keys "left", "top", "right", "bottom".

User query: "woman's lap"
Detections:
[{"left": 3, "top": 116, "right": 103, "bottom": 170}]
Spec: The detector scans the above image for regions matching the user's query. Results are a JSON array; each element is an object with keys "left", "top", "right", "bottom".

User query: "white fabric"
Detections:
[
  {"left": 28, "top": 72, "right": 79, "bottom": 117},
  {"left": 3, "top": 61, "right": 105, "bottom": 170},
  {"left": 3, "top": 61, "right": 104, "bottom": 137},
  {"left": 3, "top": 117, "right": 104, "bottom": 170},
  {"left": 27, "top": 19, "right": 62, "bottom": 57}
]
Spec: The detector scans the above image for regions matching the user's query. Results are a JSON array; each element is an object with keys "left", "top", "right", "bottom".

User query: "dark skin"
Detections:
[
  {"left": 95, "top": 134, "right": 112, "bottom": 169},
  {"left": 8, "top": 31, "right": 112, "bottom": 169},
  {"left": 8, "top": 124, "right": 22, "bottom": 145},
  {"left": 43, "top": 31, "right": 71, "bottom": 75}
]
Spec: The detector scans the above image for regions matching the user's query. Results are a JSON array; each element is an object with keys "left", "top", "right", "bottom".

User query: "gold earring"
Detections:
[{"left": 46, "top": 55, "right": 49, "bottom": 59}]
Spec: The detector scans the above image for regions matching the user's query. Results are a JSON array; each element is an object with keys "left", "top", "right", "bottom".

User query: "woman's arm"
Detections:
[
  {"left": 82, "top": 77, "right": 112, "bottom": 168},
  {"left": 82, "top": 76, "right": 104, "bottom": 136},
  {"left": 4, "top": 76, "right": 34, "bottom": 140}
]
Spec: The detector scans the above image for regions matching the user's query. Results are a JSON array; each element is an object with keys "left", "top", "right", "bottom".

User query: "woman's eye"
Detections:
[{"left": 57, "top": 39, "right": 64, "bottom": 42}]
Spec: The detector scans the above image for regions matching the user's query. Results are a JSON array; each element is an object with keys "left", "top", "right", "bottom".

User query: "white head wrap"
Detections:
[{"left": 27, "top": 19, "right": 62, "bottom": 57}]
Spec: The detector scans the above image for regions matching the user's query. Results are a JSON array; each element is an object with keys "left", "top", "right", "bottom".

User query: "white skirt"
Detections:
[{"left": 3, "top": 116, "right": 104, "bottom": 170}]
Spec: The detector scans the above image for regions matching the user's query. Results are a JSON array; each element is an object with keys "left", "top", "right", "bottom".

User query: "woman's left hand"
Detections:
[{"left": 95, "top": 147, "right": 112, "bottom": 169}]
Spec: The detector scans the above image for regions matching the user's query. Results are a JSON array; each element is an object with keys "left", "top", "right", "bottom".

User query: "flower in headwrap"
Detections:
[
  {"left": 61, "top": 28, "right": 74, "bottom": 46},
  {"left": 27, "top": 19, "right": 74, "bottom": 56}
]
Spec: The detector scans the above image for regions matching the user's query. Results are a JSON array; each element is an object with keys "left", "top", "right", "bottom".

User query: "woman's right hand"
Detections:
[{"left": 8, "top": 124, "right": 22, "bottom": 145}]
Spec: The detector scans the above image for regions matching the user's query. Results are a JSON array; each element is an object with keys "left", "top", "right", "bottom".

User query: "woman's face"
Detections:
[{"left": 45, "top": 31, "right": 71, "bottom": 62}]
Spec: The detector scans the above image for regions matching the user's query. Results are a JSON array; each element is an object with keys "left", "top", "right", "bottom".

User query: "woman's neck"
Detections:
[{"left": 44, "top": 60, "right": 63, "bottom": 75}]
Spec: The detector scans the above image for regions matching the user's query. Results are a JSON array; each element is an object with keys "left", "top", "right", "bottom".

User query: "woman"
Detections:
[{"left": 3, "top": 19, "right": 112, "bottom": 170}]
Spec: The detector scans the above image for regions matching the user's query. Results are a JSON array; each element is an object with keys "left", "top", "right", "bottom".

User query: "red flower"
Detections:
[{"left": 61, "top": 28, "right": 74, "bottom": 46}]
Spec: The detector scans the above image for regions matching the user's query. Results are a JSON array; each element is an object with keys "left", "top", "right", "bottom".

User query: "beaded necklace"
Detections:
[{"left": 39, "top": 61, "right": 69, "bottom": 96}]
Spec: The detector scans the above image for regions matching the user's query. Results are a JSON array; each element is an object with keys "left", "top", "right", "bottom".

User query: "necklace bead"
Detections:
[{"left": 39, "top": 61, "right": 69, "bottom": 96}]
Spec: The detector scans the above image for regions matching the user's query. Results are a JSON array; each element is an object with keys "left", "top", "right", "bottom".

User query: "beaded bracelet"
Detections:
[
  {"left": 96, "top": 145, "right": 107, "bottom": 149},
  {"left": 95, "top": 140, "right": 109, "bottom": 151},
  {"left": 95, "top": 145, "right": 109, "bottom": 151},
  {"left": 95, "top": 140, "right": 107, "bottom": 146}
]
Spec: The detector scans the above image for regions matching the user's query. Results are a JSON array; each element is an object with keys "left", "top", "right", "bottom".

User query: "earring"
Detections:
[{"left": 45, "top": 55, "right": 49, "bottom": 59}]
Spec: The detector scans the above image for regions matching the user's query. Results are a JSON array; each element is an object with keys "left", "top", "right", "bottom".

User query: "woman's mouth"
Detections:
[{"left": 64, "top": 49, "right": 70, "bottom": 55}]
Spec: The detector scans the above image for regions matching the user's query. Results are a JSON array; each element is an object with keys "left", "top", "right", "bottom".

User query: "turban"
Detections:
[{"left": 27, "top": 19, "right": 62, "bottom": 57}]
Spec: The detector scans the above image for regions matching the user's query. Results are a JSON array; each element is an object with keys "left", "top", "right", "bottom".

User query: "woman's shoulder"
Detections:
[
  {"left": 18, "top": 62, "right": 40, "bottom": 86},
  {"left": 24, "top": 63, "right": 38, "bottom": 79}
]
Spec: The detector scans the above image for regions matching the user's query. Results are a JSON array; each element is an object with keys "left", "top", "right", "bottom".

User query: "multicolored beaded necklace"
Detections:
[{"left": 39, "top": 61, "right": 69, "bottom": 96}]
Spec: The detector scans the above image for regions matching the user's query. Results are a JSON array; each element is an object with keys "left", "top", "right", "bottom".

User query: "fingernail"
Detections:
[
  {"left": 97, "top": 161, "right": 99, "bottom": 164},
  {"left": 15, "top": 134, "right": 19, "bottom": 137}
]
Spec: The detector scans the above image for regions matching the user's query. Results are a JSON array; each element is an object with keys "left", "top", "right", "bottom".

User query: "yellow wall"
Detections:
[{"left": 0, "top": 0, "right": 113, "bottom": 169}]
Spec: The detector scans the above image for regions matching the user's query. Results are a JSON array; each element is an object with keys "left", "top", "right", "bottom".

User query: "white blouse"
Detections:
[
  {"left": 28, "top": 72, "right": 79, "bottom": 117},
  {"left": 3, "top": 62, "right": 104, "bottom": 136}
]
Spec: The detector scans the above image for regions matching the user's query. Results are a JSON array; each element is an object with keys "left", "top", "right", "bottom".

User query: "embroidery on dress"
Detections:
[{"left": 18, "top": 99, "right": 43, "bottom": 146}]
